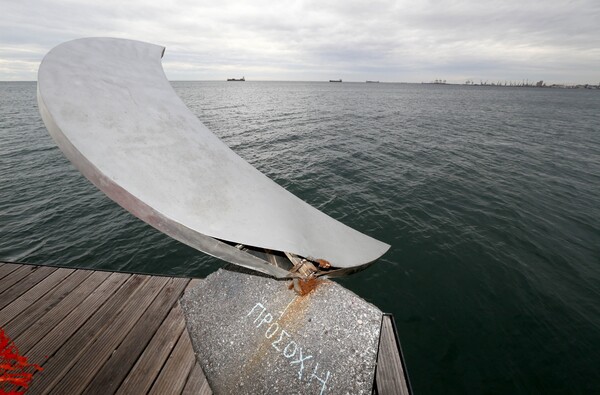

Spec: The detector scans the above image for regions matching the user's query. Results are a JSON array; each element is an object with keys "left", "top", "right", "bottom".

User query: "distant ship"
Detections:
[
  {"left": 366, "top": 81, "right": 379, "bottom": 83},
  {"left": 227, "top": 77, "right": 245, "bottom": 81},
  {"left": 329, "top": 79, "right": 342, "bottom": 82}
]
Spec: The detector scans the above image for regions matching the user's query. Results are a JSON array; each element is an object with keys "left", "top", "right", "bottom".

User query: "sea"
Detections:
[{"left": 1, "top": 81, "right": 599, "bottom": 394}]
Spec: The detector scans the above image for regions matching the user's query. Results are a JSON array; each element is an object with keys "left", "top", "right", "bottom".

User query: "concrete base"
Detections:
[{"left": 180, "top": 268, "right": 382, "bottom": 395}]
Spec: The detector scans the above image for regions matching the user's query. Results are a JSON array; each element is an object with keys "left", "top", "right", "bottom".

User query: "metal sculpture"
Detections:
[{"left": 37, "top": 38, "right": 389, "bottom": 278}]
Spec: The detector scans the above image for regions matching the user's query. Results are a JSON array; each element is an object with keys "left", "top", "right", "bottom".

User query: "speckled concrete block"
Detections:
[{"left": 180, "top": 268, "right": 382, "bottom": 395}]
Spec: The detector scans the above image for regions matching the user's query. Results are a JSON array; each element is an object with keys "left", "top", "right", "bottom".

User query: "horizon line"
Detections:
[{"left": 2, "top": 79, "right": 599, "bottom": 87}]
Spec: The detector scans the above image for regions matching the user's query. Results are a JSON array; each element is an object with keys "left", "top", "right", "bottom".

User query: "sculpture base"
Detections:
[{"left": 180, "top": 267, "right": 382, "bottom": 394}]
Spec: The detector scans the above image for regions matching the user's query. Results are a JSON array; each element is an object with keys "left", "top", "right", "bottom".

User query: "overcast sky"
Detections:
[{"left": 1, "top": 0, "right": 599, "bottom": 83}]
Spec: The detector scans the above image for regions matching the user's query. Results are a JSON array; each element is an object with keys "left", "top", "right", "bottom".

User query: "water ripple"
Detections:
[{"left": 1, "top": 81, "right": 599, "bottom": 393}]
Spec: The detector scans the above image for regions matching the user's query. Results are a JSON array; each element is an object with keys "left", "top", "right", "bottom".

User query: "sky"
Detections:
[{"left": 1, "top": 0, "right": 599, "bottom": 84}]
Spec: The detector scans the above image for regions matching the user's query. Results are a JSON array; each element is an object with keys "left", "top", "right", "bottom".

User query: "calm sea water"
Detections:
[{"left": 1, "top": 81, "right": 599, "bottom": 394}]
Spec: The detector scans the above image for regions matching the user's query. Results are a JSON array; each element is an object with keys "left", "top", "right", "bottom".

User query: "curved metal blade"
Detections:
[{"left": 37, "top": 38, "right": 390, "bottom": 278}]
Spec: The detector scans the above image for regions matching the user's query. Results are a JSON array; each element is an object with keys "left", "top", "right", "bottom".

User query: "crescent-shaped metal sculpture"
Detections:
[{"left": 37, "top": 37, "right": 389, "bottom": 278}]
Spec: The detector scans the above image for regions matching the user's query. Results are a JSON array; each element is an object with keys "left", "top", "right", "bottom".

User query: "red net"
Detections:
[{"left": 0, "top": 328, "right": 43, "bottom": 395}]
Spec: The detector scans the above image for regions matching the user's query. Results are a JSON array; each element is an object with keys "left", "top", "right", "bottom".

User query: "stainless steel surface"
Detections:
[{"left": 37, "top": 38, "right": 390, "bottom": 276}]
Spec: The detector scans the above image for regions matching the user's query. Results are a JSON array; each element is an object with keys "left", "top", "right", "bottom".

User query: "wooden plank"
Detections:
[
  {"left": 198, "top": 376, "right": 213, "bottom": 395},
  {"left": 1, "top": 265, "right": 412, "bottom": 394},
  {"left": 0, "top": 262, "right": 20, "bottom": 280},
  {"left": 3, "top": 269, "right": 93, "bottom": 339},
  {"left": 0, "top": 265, "right": 58, "bottom": 310},
  {"left": 26, "top": 273, "right": 147, "bottom": 394},
  {"left": 81, "top": 277, "right": 190, "bottom": 395},
  {"left": 117, "top": 303, "right": 186, "bottom": 395},
  {"left": 48, "top": 275, "right": 170, "bottom": 395},
  {"left": 14, "top": 270, "right": 120, "bottom": 354},
  {"left": 149, "top": 325, "right": 197, "bottom": 395},
  {"left": 0, "top": 266, "right": 33, "bottom": 294},
  {"left": 182, "top": 362, "right": 212, "bottom": 395},
  {"left": 376, "top": 315, "right": 410, "bottom": 395},
  {"left": 0, "top": 267, "right": 74, "bottom": 327},
  {"left": 0, "top": 265, "right": 39, "bottom": 294}
]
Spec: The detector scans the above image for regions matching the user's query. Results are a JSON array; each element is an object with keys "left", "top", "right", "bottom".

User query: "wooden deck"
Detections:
[{"left": 0, "top": 262, "right": 410, "bottom": 394}]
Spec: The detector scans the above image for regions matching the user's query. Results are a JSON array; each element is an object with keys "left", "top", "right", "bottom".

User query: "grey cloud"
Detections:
[{"left": 1, "top": 0, "right": 598, "bottom": 83}]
